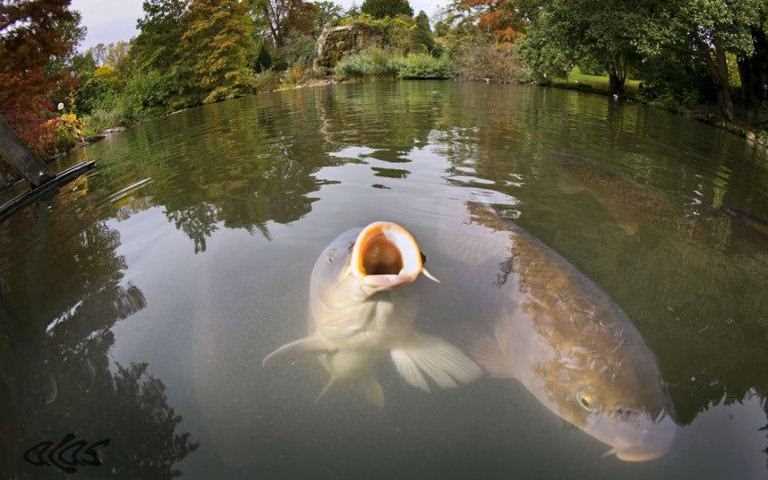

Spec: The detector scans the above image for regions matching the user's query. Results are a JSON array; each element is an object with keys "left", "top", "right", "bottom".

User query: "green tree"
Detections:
[
  {"left": 315, "top": 0, "right": 343, "bottom": 33},
  {"left": 521, "top": 0, "right": 647, "bottom": 98},
  {"left": 181, "top": 0, "right": 257, "bottom": 104},
  {"left": 131, "top": 0, "right": 188, "bottom": 72},
  {"left": 629, "top": 0, "right": 766, "bottom": 119},
  {"left": 413, "top": 10, "right": 436, "bottom": 53},
  {"left": 361, "top": 0, "right": 413, "bottom": 19},
  {"left": 673, "top": 0, "right": 765, "bottom": 120}
]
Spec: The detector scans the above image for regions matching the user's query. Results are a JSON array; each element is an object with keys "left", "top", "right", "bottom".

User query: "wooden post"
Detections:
[{"left": 0, "top": 114, "right": 50, "bottom": 187}]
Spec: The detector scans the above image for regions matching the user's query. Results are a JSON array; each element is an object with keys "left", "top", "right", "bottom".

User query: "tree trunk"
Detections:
[
  {"left": 0, "top": 114, "right": 50, "bottom": 187},
  {"left": 701, "top": 37, "right": 734, "bottom": 122},
  {"left": 714, "top": 43, "right": 735, "bottom": 121},
  {"left": 608, "top": 58, "right": 627, "bottom": 99},
  {"left": 608, "top": 71, "right": 626, "bottom": 98},
  {"left": 737, "top": 56, "right": 753, "bottom": 105},
  {"left": 737, "top": 28, "right": 768, "bottom": 105}
]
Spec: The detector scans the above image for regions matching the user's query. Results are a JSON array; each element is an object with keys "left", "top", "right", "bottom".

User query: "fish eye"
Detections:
[{"left": 577, "top": 392, "right": 597, "bottom": 412}]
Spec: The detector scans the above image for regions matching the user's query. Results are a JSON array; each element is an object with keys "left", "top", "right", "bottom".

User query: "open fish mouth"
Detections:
[{"left": 351, "top": 222, "right": 438, "bottom": 290}]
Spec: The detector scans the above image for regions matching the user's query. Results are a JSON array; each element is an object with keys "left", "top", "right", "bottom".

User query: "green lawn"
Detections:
[{"left": 551, "top": 68, "right": 641, "bottom": 96}]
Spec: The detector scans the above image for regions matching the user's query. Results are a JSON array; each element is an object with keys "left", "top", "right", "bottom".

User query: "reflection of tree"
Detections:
[
  {"left": 0, "top": 201, "right": 197, "bottom": 478},
  {"left": 66, "top": 82, "right": 445, "bottom": 254}
]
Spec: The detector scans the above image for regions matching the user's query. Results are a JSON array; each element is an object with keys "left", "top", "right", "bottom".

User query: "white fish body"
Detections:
[{"left": 263, "top": 222, "right": 482, "bottom": 405}]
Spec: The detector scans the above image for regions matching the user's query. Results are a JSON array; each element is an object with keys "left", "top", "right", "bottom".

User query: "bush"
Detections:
[
  {"left": 253, "top": 70, "right": 281, "bottom": 92},
  {"left": 274, "top": 33, "right": 317, "bottom": 70},
  {"left": 283, "top": 64, "right": 309, "bottom": 86},
  {"left": 335, "top": 47, "right": 401, "bottom": 79},
  {"left": 82, "top": 108, "right": 124, "bottom": 137},
  {"left": 454, "top": 41, "right": 527, "bottom": 83},
  {"left": 117, "top": 70, "right": 173, "bottom": 120},
  {"left": 398, "top": 53, "right": 454, "bottom": 79}
]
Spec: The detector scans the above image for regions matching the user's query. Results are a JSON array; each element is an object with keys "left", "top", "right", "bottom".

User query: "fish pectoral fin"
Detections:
[
  {"left": 601, "top": 448, "right": 618, "bottom": 459},
  {"left": 263, "top": 336, "right": 335, "bottom": 368},
  {"left": 315, "top": 375, "right": 338, "bottom": 403},
  {"left": 390, "top": 335, "right": 483, "bottom": 392}
]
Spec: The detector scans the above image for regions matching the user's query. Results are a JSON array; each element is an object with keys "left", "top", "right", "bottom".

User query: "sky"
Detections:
[{"left": 71, "top": 0, "right": 449, "bottom": 50}]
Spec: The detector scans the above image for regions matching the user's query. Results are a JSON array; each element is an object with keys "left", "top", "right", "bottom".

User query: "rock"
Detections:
[
  {"left": 313, "top": 24, "right": 387, "bottom": 76},
  {"left": 102, "top": 127, "right": 126, "bottom": 134},
  {"left": 83, "top": 134, "right": 106, "bottom": 144}
]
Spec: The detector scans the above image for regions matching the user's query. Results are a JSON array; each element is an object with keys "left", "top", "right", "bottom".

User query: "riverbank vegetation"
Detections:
[{"left": 1, "top": 0, "right": 767, "bottom": 183}]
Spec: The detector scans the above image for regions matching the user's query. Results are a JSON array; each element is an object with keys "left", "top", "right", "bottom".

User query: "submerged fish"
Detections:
[
  {"left": 462, "top": 203, "right": 678, "bottom": 462},
  {"left": 263, "top": 221, "right": 482, "bottom": 405}
]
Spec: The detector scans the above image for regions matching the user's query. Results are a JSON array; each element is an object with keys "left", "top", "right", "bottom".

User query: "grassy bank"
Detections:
[{"left": 547, "top": 68, "right": 642, "bottom": 97}]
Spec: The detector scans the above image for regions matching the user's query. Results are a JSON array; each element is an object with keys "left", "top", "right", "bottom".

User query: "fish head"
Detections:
[
  {"left": 570, "top": 382, "right": 678, "bottom": 462},
  {"left": 580, "top": 395, "right": 677, "bottom": 462},
  {"left": 348, "top": 221, "right": 437, "bottom": 297},
  {"left": 536, "top": 345, "right": 678, "bottom": 463}
]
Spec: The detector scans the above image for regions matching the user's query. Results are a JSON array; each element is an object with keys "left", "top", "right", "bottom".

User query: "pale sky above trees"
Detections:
[{"left": 71, "top": 0, "right": 448, "bottom": 49}]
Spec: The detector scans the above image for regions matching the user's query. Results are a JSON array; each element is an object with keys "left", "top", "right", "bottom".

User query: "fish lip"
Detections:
[
  {"left": 351, "top": 222, "right": 423, "bottom": 289},
  {"left": 614, "top": 447, "right": 668, "bottom": 462}
]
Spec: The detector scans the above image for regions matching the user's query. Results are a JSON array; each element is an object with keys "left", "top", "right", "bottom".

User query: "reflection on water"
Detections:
[{"left": 0, "top": 81, "right": 767, "bottom": 478}]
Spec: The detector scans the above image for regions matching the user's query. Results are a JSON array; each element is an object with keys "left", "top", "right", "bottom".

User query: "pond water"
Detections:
[{"left": 1, "top": 81, "right": 767, "bottom": 479}]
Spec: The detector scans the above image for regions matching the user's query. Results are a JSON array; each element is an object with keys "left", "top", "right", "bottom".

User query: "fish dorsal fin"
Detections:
[
  {"left": 390, "top": 334, "right": 483, "bottom": 392},
  {"left": 262, "top": 336, "right": 334, "bottom": 368}
]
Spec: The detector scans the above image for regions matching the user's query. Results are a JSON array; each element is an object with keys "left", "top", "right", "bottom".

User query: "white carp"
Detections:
[{"left": 263, "top": 221, "right": 482, "bottom": 405}]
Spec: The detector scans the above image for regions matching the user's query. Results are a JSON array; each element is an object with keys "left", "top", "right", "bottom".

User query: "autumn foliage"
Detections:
[
  {"left": 460, "top": 0, "right": 523, "bottom": 43},
  {"left": 0, "top": 0, "right": 83, "bottom": 155}
]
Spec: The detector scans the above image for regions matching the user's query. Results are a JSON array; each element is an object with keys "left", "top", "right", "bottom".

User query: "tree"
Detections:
[
  {"left": 632, "top": 0, "right": 766, "bottom": 120},
  {"left": 252, "top": 0, "right": 308, "bottom": 47},
  {"left": 675, "top": 0, "right": 765, "bottom": 120},
  {"left": 181, "top": 0, "right": 256, "bottom": 104},
  {"left": 361, "top": 0, "right": 413, "bottom": 19},
  {"left": 0, "top": 0, "right": 84, "bottom": 174},
  {"left": 131, "top": 0, "right": 188, "bottom": 72},
  {"left": 520, "top": 0, "right": 647, "bottom": 98},
  {"left": 737, "top": 24, "right": 768, "bottom": 105},
  {"left": 314, "top": 0, "right": 343, "bottom": 33},
  {"left": 413, "top": 11, "right": 436, "bottom": 53},
  {"left": 452, "top": 0, "right": 526, "bottom": 42}
]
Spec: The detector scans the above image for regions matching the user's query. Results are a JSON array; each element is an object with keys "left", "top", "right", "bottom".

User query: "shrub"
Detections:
[
  {"left": 253, "top": 70, "right": 281, "bottom": 92},
  {"left": 283, "top": 64, "right": 309, "bottom": 86},
  {"left": 335, "top": 47, "right": 400, "bottom": 79},
  {"left": 82, "top": 108, "right": 124, "bottom": 137},
  {"left": 455, "top": 41, "right": 527, "bottom": 83},
  {"left": 398, "top": 53, "right": 454, "bottom": 79}
]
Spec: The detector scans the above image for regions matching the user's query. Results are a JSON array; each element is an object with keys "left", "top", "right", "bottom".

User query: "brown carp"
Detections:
[
  {"left": 463, "top": 202, "right": 678, "bottom": 462},
  {"left": 263, "top": 221, "right": 482, "bottom": 405}
]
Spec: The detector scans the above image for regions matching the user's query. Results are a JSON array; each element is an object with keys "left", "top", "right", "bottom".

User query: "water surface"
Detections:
[{"left": 1, "top": 81, "right": 767, "bottom": 479}]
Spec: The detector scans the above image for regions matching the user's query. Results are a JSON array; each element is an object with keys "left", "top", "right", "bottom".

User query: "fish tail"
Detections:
[
  {"left": 390, "top": 334, "right": 482, "bottom": 392},
  {"left": 315, "top": 369, "right": 385, "bottom": 408}
]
